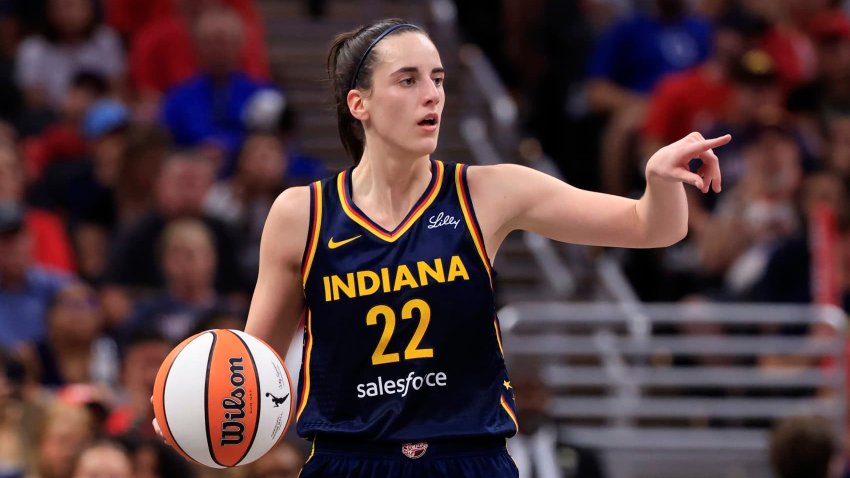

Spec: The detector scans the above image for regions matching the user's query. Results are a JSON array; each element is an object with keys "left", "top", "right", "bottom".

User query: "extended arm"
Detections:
[{"left": 469, "top": 132, "right": 730, "bottom": 255}]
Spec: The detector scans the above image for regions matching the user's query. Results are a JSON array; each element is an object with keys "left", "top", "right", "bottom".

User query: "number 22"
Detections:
[{"left": 366, "top": 299, "right": 434, "bottom": 365}]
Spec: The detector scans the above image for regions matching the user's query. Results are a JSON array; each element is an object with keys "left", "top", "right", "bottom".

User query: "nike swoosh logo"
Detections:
[{"left": 328, "top": 235, "right": 362, "bottom": 249}]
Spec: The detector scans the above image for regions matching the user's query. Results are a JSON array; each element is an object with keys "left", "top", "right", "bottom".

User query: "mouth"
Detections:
[{"left": 417, "top": 113, "right": 439, "bottom": 128}]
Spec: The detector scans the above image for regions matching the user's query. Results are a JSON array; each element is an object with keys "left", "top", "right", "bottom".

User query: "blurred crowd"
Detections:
[
  {"left": 0, "top": 0, "right": 323, "bottom": 477},
  {"left": 1, "top": 0, "right": 849, "bottom": 477},
  {"left": 458, "top": 0, "right": 850, "bottom": 312}
]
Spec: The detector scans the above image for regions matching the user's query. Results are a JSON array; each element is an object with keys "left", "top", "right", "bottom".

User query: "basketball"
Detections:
[{"left": 152, "top": 329, "right": 294, "bottom": 468}]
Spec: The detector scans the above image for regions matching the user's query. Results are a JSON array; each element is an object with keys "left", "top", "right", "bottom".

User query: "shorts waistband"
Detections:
[{"left": 311, "top": 435, "right": 507, "bottom": 459}]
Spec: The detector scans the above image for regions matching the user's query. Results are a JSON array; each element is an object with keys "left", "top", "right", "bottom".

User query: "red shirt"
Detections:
[
  {"left": 128, "top": 7, "right": 270, "bottom": 94},
  {"left": 642, "top": 65, "right": 733, "bottom": 144},
  {"left": 26, "top": 209, "right": 76, "bottom": 273}
]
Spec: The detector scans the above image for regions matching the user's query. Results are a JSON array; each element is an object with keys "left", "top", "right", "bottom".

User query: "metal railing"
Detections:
[{"left": 499, "top": 301, "right": 848, "bottom": 478}]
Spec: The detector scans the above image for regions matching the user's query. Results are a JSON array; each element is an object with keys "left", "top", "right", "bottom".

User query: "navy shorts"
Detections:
[{"left": 298, "top": 436, "right": 519, "bottom": 478}]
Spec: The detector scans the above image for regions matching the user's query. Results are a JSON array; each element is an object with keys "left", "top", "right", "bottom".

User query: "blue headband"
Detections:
[{"left": 349, "top": 23, "right": 419, "bottom": 91}]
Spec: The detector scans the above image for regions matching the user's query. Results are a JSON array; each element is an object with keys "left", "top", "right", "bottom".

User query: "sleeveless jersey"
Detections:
[{"left": 296, "top": 160, "right": 518, "bottom": 442}]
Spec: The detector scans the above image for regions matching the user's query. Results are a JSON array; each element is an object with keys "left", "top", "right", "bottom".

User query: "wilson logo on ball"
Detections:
[{"left": 221, "top": 356, "right": 247, "bottom": 446}]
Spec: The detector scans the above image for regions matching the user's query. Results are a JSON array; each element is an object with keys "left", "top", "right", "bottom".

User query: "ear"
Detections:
[{"left": 347, "top": 89, "right": 369, "bottom": 122}]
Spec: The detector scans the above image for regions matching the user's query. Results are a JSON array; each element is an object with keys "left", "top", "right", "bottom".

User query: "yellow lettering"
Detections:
[
  {"left": 331, "top": 273, "right": 356, "bottom": 300},
  {"left": 357, "top": 270, "right": 380, "bottom": 297},
  {"left": 393, "top": 265, "right": 419, "bottom": 291},
  {"left": 380, "top": 268, "right": 391, "bottom": 293},
  {"left": 447, "top": 256, "right": 470, "bottom": 282},
  {"left": 323, "top": 276, "right": 331, "bottom": 302},
  {"left": 417, "top": 258, "right": 445, "bottom": 286}
]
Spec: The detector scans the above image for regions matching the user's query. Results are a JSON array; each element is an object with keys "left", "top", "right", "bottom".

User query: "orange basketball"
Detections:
[{"left": 152, "top": 329, "right": 295, "bottom": 468}]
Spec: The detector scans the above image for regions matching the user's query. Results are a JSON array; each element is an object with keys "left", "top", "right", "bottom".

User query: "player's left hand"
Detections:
[{"left": 645, "top": 132, "right": 731, "bottom": 194}]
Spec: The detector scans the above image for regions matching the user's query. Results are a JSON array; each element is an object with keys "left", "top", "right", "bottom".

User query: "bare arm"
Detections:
[
  {"left": 244, "top": 186, "right": 310, "bottom": 357},
  {"left": 470, "top": 132, "right": 730, "bottom": 256}
]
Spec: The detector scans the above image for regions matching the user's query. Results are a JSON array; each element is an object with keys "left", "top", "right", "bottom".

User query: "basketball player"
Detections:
[{"left": 161, "top": 18, "right": 728, "bottom": 477}]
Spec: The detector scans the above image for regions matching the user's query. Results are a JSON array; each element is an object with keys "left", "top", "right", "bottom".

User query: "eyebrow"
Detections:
[{"left": 392, "top": 66, "right": 446, "bottom": 75}]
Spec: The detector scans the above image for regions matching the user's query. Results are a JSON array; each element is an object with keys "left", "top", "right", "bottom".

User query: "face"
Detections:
[
  {"left": 238, "top": 134, "right": 286, "bottom": 188},
  {"left": 354, "top": 32, "right": 445, "bottom": 159},
  {"left": 161, "top": 226, "right": 217, "bottom": 290},
  {"left": 156, "top": 157, "right": 215, "bottom": 217},
  {"left": 194, "top": 9, "right": 244, "bottom": 76},
  {"left": 0, "top": 146, "right": 23, "bottom": 202},
  {"left": 122, "top": 341, "right": 170, "bottom": 398},
  {"left": 49, "top": 283, "right": 102, "bottom": 343},
  {"left": 48, "top": 0, "right": 93, "bottom": 38},
  {"left": 73, "top": 446, "right": 133, "bottom": 478}
]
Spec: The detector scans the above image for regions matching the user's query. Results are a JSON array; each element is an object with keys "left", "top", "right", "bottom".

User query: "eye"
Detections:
[
  {"left": 433, "top": 76, "right": 444, "bottom": 87},
  {"left": 400, "top": 77, "right": 415, "bottom": 86}
]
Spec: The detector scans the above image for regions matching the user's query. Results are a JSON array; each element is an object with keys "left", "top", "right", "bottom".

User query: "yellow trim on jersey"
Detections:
[
  {"left": 296, "top": 438, "right": 316, "bottom": 478},
  {"left": 500, "top": 395, "right": 519, "bottom": 433},
  {"left": 337, "top": 160, "right": 445, "bottom": 242},
  {"left": 493, "top": 319, "right": 505, "bottom": 356},
  {"left": 455, "top": 164, "right": 493, "bottom": 287},
  {"left": 296, "top": 310, "right": 314, "bottom": 422},
  {"left": 302, "top": 182, "right": 323, "bottom": 286}
]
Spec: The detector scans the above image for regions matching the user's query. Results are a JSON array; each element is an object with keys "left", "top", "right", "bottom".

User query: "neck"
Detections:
[
  {"left": 352, "top": 148, "right": 431, "bottom": 225},
  {"left": 49, "top": 334, "right": 92, "bottom": 356}
]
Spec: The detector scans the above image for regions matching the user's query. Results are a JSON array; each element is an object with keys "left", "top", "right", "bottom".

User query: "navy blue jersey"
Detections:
[{"left": 296, "top": 160, "right": 517, "bottom": 442}]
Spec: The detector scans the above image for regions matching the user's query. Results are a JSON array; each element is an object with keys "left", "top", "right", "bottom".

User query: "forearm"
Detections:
[{"left": 635, "top": 172, "right": 689, "bottom": 247}]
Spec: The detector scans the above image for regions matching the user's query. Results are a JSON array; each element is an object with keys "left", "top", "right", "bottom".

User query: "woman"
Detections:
[{"left": 161, "top": 18, "right": 727, "bottom": 477}]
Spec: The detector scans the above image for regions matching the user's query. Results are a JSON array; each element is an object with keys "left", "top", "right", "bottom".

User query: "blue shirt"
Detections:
[
  {"left": 0, "top": 268, "right": 69, "bottom": 347},
  {"left": 587, "top": 13, "right": 712, "bottom": 93},
  {"left": 160, "top": 72, "right": 273, "bottom": 174}
]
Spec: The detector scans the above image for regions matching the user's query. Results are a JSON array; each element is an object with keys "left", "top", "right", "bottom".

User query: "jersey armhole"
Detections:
[
  {"left": 455, "top": 164, "right": 494, "bottom": 286},
  {"left": 300, "top": 181, "right": 323, "bottom": 286}
]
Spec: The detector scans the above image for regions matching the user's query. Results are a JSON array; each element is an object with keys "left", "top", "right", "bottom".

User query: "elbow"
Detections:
[
  {"left": 662, "top": 221, "right": 689, "bottom": 247},
  {"left": 644, "top": 221, "right": 688, "bottom": 248}
]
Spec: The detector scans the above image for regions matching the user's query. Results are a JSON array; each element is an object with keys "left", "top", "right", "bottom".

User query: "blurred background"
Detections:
[{"left": 0, "top": 0, "right": 849, "bottom": 477}]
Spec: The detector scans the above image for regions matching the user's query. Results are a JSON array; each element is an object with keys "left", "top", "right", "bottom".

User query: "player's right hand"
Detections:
[{"left": 150, "top": 395, "right": 166, "bottom": 442}]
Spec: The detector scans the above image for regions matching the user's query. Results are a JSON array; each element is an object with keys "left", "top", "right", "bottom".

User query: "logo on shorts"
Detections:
[{"left": 401, "top": 442, "right": 428, "bottom": 459}]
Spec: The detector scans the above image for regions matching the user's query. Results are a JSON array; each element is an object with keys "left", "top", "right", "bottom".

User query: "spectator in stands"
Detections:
[
  {"left": 241, "top": 88, "right": 328, "bottom": 185},
  {"left": 131, "top": 0, "right": 269, "bottom": 124},
  {"left": 0, "top": 347, "right": 26, "bottom": 478},
  {"left": 17, "top": 281, "right": 119, "bottom": 389},
  {"left": 507, "top": 362, "right": 606, "bottom": 478},
  {"left": 0, "top": 203, "right": 69, "bottom": 347},
  {"left": 786, "top": 9, "right": 850, "bottom": 161},
  {"left": 103, "top": 150, "right": 246, "bottom": 312},
  {"left": 0, "top": 143, "right": 75, "bottom": 273},
  {"left": 113, "top": 125, "right": 172, "bottom": 228},
  {"left": 33, "top": 400, "right": 95, "bottom": 478},
  {"left": 20, "top": 71, "right": 108, "bottom": 181},
  {"left": 769, "top": 415, "right": 843, "bottom": 478},
  {"left": 123, "top": 218, "right": 230, "bottom": 343},
  {"left": 29, "top": 99, "right": 130, "bottom": 283},
  {"left": 159, "top": 5, "right": 275, "bottom": 176},
  {"left": 71, "top": 441, "right": 133, "bottom": 478},
  {"left": 698, "top": 122, "right": 802, "bottom": 298},
  {"left": 243, "top": 438, "right": 307, "bottom": 478},
  {"left": 105, "top": 329, "right": 170, "bottom": 439},
  {"left": 117, "top": 436, "right": 195, "bottom": 478},
  {"left": 205, "top": 131, "right": 289, "bottom": 279},
  {"left": 641, "top": 5, "right": 767, "bottom": 159},
  {"left": 587, "top": 0, "right": 712, "bottom": 195},
  {"left": 15, "top": 0, "right": 125, "bottom": 112}
]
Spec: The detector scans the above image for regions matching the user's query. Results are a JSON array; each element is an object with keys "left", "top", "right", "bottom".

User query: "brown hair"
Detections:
[
  {"left": 769, "top": 415, "right": 836, "bottom": 478},
  {"left": 326, "top": 19, "right": 425, "bottom": 164}
]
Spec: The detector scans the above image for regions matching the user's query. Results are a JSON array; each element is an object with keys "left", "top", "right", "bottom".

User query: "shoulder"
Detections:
[
  {"left": 464, "top": 162, "right": 532, "bottom": 188},
  {"left": 267, "top": 186, "right": 313, "bottom": 237}
]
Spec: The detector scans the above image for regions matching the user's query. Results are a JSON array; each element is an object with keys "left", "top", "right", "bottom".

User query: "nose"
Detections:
[{"left": 423, "top": 81, "right": 440, "bottom": 106}]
